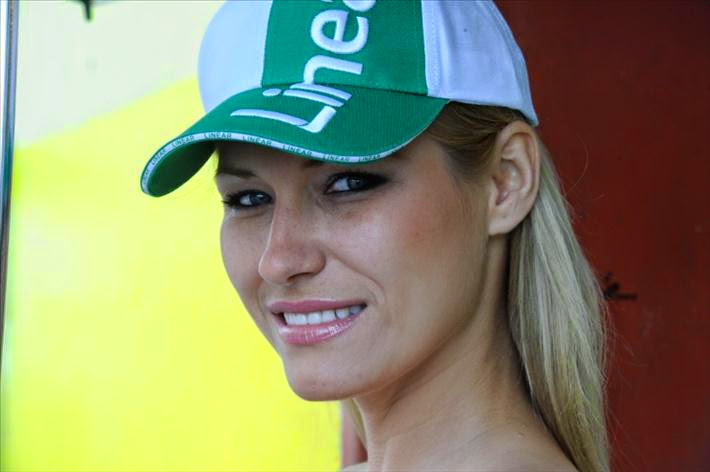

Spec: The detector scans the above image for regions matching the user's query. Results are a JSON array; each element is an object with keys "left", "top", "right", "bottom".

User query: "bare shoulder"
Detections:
[{"left": 341, "top": 462, "right": 367, "bottom": 472}]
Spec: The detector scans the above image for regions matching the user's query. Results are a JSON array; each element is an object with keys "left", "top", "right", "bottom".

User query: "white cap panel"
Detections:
[
  {"left": 198, "top": 0, "right": 273, "bottom": 112},
  {"left": 422, "top": 0, "right": 538, "bottom": 125}
]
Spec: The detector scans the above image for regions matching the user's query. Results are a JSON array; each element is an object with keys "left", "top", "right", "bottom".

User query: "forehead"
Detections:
[
  {"left": 214, "top": 134, "right": 447, "bottom": 179},
  {"left": 216, "top": 141, "right": 327, "bottom": 176}
]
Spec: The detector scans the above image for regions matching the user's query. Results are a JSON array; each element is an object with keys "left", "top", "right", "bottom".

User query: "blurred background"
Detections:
[
  {"left": 1, "top": 1, "right": 708, "bottom": 471},
  {"left": 1, "top": 1, "right": 340, "bottom": 471}
]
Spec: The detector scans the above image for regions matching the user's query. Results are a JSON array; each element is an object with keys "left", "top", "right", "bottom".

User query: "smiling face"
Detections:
[{"left": 215, "top": 135, "right": 494, "bottom": 400}]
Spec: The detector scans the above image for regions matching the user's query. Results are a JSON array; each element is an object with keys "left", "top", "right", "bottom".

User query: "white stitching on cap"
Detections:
[{"left": 141, "top": 129, "right": 416, "bottom": 194}]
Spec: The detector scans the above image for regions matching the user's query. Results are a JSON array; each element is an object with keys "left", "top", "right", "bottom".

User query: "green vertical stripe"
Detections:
[{"left": 262, "top": 0, "right": 426, "bottom": 94}]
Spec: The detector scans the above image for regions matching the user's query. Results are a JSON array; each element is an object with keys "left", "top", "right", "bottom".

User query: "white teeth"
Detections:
[
  {"left": 321, "top": 310, "right": 336, "bottom": 322},
  {"left": 283, "top": 305, "right": 365, "bottom": 326},
  {"left": 285, "top": 313, "right": 307, "bottom": 325},
  {"left": 284, "top": 313, "right": 308, "bottom": 326}
]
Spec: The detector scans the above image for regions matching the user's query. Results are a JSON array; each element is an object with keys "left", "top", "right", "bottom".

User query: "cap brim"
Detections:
[{"left": 141, "top": 85, "right": 447, "bottom": 197}]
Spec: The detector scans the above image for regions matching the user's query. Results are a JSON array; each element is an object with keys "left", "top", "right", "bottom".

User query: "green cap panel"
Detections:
[
  {"left": 262, "top": 0, "right": 427, "bottom": 95},
  {"left": 141, "top": 84, "right": 447, "bottom": 196}
]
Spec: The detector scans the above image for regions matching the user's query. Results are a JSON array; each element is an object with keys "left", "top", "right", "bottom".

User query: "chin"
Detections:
[
  {"left": 283, "top": 364, "right": 359, "bottom": 401},
  {"left": 290, "top": 386, "right": 340, "bottom": 402}
]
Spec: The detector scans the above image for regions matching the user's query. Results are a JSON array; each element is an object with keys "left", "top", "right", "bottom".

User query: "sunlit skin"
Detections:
[{"left": 215, "top": 126, "right": 576, "bottom": 470}]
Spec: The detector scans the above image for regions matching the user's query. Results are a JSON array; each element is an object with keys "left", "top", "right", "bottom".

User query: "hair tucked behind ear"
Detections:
[
  {"left": 428, "top": 102, "right": 609, "bottom": 472},
  {"left": 343, "top": 103, "right": 610, "bottom": 472}
]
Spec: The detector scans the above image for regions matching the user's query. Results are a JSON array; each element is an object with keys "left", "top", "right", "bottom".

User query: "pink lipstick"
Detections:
[{"left": 267, "top": 300, "right": 366, "bottom": 346}]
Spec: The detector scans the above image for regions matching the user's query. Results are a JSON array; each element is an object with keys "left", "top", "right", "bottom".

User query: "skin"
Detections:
[{"left": 215, "top": 122, "right": 576, "bottom": 471}]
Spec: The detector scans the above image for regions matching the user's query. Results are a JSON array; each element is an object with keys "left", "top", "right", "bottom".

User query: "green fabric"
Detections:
[
  {"left": 142, "top": 85, "right": 446, "bottom": 196},
  {"left": 141, "top": 0, "right": 438, "bottom": 197},
  {"left": 262, "top": 0, "right": 426, "bottom": 94}
]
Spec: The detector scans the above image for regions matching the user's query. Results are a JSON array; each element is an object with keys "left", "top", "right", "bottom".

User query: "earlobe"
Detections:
[{"left": 487, "top": 121, "right": 540, "bottom": 236}]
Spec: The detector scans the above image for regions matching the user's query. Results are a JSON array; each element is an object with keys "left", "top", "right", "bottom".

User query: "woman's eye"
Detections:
[
  {"left": 222, "top": 191, "right": 272, "bottom": 210},
  {"left": 325, "top": 172, "right": 386, "bottom": 194}
]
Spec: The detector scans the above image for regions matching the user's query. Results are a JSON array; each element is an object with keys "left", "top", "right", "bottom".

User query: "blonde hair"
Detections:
[{"left": 344, "top": 103, "right": 609, "bottom": 472}]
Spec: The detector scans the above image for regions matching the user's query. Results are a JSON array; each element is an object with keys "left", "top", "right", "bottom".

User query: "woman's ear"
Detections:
[{"left": 486, "top": 121, "right": 540, "bottom": 236}]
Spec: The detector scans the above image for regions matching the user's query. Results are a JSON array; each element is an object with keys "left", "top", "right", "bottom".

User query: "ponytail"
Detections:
[{"left": 429, "top": 103, "right": 610, "bottom": 472}]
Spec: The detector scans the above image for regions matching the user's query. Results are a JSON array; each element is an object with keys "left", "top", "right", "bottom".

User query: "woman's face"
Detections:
[{"left": 216, "top": 135, "right": 491, "bottom": 400}]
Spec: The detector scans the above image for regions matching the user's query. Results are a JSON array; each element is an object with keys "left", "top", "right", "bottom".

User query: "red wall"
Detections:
[{"left": 498, "top": 2, "right": 710, "bottom": 470}]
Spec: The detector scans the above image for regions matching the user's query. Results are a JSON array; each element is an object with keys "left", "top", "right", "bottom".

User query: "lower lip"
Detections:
[{"left": 275, "top": 310, "right": 363, "bottom": 346}]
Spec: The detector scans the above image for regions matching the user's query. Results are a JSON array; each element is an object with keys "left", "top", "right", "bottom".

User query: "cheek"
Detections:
[
  {"left": 331, "top": 182, "right": 484, "bottom": 303},
  {"left": 391, "top": 195, "right": 477, "bottom": 300},
  {"left": 220, "top": 219, "right": 263, "bottom": 302}
]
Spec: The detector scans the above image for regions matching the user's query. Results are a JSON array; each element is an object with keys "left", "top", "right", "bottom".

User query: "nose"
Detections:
[{"left": 257, "top": 204, "right": 326, "bottom": 286}]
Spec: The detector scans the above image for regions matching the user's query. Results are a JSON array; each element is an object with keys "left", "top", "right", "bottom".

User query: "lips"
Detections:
[
  {"left": 268, "top": 299, "right": 365, "bottom": 314},
  {"left": 267, "top": 300, "right": 366, "bottom": 345}
]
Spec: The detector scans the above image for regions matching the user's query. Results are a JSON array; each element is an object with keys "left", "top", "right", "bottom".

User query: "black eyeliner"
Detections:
[{"left": 324, "top": 171, "right": 388, "bottom": 194}]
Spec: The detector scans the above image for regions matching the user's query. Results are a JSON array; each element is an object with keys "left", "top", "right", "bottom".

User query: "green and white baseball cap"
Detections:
[{"left": 141, "top": 0, "right": 537, "bottom": 197}]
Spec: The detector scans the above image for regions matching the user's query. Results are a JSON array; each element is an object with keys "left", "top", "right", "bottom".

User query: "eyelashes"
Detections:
[
  {"left": 222, "top": 171, "right": 388, "bottom": 211},
  {"left": 324, "top": 171, "right": 387, "bottom": 194},
  {"left": 222, "top": 191, "right": 272, "bottom": 209}
]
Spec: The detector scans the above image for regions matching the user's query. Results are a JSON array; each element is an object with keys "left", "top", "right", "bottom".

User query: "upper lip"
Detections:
[{"left": 267, "top": 299, "right": 366, "bottom": 314}]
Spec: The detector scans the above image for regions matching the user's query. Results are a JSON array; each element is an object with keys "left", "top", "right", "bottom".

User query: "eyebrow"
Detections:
[{"left": 216, "top": 158, "right": 324, "bottom": 178}]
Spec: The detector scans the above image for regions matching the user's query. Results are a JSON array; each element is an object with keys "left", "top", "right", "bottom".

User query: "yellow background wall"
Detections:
[{"left": 1, "top": 2, "right": 340, "bottom": 471}]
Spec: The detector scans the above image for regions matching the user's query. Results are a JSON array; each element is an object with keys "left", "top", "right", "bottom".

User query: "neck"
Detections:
[{"left": 351, "top": 239, "right": 542, "bottom": 471}]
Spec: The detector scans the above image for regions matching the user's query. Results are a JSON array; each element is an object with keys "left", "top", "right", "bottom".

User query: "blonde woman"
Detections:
[{"left": 141, "top": 1, "right": 608, "bottom": 470}]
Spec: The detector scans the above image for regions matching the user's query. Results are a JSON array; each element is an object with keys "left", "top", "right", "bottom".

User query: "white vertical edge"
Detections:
[
  {"left": 420, "top": 0, "right": 440, "bottom": 97},
  {"left": 198, "top": 0, "right": 273, "bottom": 112},
  {"left": 0, "top": 0, "right": 19, "bottom": 377},
  {"left": 0, "top": 0, "right": 7, "bottom": 142}
]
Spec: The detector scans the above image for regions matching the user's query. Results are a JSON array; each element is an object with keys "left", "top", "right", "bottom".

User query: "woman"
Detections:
[{"left": 141, "top": 1, "right": 609, "bottom": 471}]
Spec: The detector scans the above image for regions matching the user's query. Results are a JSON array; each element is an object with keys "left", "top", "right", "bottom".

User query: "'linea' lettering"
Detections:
[{"left": 230, "top": 1, "right": 377, "bottom": 134}]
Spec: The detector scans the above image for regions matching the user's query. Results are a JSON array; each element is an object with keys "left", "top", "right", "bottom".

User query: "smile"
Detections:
[
  {"left": 268, "top": 301, "right": 367, "bottom": 346},
  {"left": 283, "top": 304, "right": 364, "bottom": 326}
]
